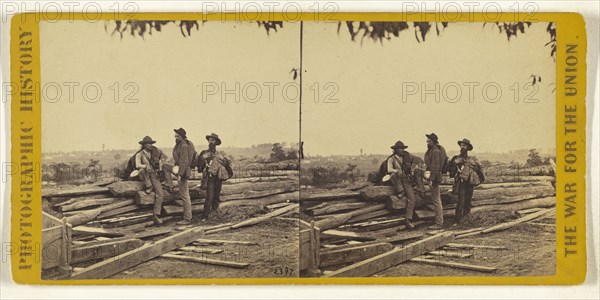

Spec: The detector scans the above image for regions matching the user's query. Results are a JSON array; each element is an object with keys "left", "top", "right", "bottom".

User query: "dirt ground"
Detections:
[
  {"left": 321, "top": 211, "right": 556, "bottom": 277},
  {"left": 107, "top": 207, "right": 299, "bottom": 279}
]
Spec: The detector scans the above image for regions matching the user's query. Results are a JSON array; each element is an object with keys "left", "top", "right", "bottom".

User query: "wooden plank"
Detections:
[
  {"left": 161, "top": 253, "right": 249, "bottom": 269},
  {"left": 192, "top": 238, "right": 259, "bottom": 246},
  {"left": 97, "top": 204, "right": 140, "bottom": 219},
  {"left": 410, "top": 257, "right": 497, "bottom": 273},
  {"left": 163, "top": 204, "right": 204, "bottom": 215},
  {"left": 70, "top": 225, "right": 207, "bottom": 279},
  {"left": 321, "top": 230, "right": 375, "bottom": 242},
  {"left": 99, "top": 214, "right": 153, "bottom": 228},
  {"left": 74, "top": 228, "right": 172, "bottom": 247},
  {"left": 72, "top": 226, "right": 124, "bottom": 237},
  {"left": 340, "top": 217, "right": 404, "bottom": 231},
  {"left": 66, "top": 208, "right": 102, "bottom": 227},
  {"left": 67, "top": 199, "right": 135, "bottom": 222},
  {"left": 471, "top": 181, "right": 551, "bottom": 190},
  {"left": 374, "top": 231, "right": 425, "bottom": 244},
  {"left": 367, "top": 221, "right": 426, "bottom": 238},
  {"left": 455, "top": 231, "right": 483, "bottom": 239},
  {"left": 221, "top": 191, "right": 299, "bottom": 207},
  {"left": 300, "top": 190, "right": 361, "bottom": 202},
  {"left": 314, "top": 204, "right": 387, "bottom": 231},
  {"left": 309, "top": 202, "right": 369, "bottom": 216},
  {"left": 471, "top": 193, "right": 553, "bottom": 207},
  {"left": 428, "top": 250, "right": 473, "bottom": 258},
  {"left": 59, "top": 197, "right": 121, "bottom": 212},
  {"left": 319, "top": 243, "right": 394, "bottom": 268},
  {"left": 43, "top": 186, "right": 109, "bottom": 198},
  {"left": 71, "top": 239, "right": 144, "bottom": 264},
  {"left": 230, "top": 204, "right": 298, "bottom": 229},
  {"left": 452, "top": 227, "right": 486, "bottom": 236},
  {"left": 107, "top": 181, "right": 145, "bottom": 197},
  {"left": 471, "top": 196, "right": 556, "bottom": 212},
  {"left": 93, "top": 212, "right": 151, "bottom": 224},
  {"left": 221, "top": 188, "right": 292, "bottom": 201},
  {"left": 444, "top": 243, "right": 509, "bottom": 250},
  {"left": 177, "top": 246, "right": 223, "bottom": 254},
  {"left": 360, "top": 184, "right": 555, "bottom": 204},
  {"left": 482, "top": 208, "right": 555, "bottom": 234},
  {"left": 53, "top": 194, "right": 111, "bottom": 208},
  {"left": 304, "top": 198, "right": 364, "bottom": 211},
  {"left": 220, "top": 180, "right": 297, "bottom": 195},
  {"left": 42, "top": 212, "right": 62, "bottom": 228},
  {"left": 516, "top": 207, "right": 544, "bottom": 217},
  {"left": 347, "top": 209, "right": 392, "bottom": 224},
  {"left": 116, "top": 216, "right": 174, "bottom": 233},
  {"left": 266, "top": 202, "right": 294, "bottom": 210},
  {"left": 323, "top": 232, "right": 454, "bottom": 277}
]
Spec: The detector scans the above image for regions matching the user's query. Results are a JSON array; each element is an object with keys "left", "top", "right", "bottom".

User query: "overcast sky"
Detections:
[
  {"left": 302, "top": 22, "right": 556, "bottom": 156},
  {"left": 41, "top": 20, "right": 300, "bottom": 152},
  {"left": 40, "top": 20, "right": 555, "bottom": 155}
]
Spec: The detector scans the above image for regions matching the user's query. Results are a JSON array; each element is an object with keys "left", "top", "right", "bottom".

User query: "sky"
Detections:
[
  {"left": 40, "top": 20, "right": 300, "bottom": 152},
  {"left": 40, "top": 20, "right": 555, "bottom": 155},
  {"left": 302, "top": 22, "right": 556, "bottom": 156}
]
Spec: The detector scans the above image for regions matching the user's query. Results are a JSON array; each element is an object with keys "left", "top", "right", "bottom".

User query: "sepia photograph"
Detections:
[
  {"left": 39, "top": 19, "right": 301, "bottom": 279},
  {"left": 299, "top": 21, "right": 557, "bottom": 277}
]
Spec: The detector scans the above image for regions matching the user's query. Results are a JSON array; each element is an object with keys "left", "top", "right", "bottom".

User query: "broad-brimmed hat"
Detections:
[
  {"left": 174, "top": 128, "right": 187, "bottom": 139},
  {"left": 138, "top": 136, "right": 156, "bottom": 145},
  {"left": 426, "top": 133, "right": 439, "bottom": 144},
  {"left": 391, "top": 141, "right": 408, "bottom": 150},
  {"left": 458, "top": 138, "right": 474, "bottom": 151},
  {"left": 206, "top": 133, "right": 222, "bottom": 145}
]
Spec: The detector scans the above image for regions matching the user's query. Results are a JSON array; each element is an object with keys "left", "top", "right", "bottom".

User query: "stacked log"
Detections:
[
  {"left": 42, "top": 176, "right": 300, "bottom": 278},
  {"left": 300, "top": 177, "right": 556, "bottom": 277}
]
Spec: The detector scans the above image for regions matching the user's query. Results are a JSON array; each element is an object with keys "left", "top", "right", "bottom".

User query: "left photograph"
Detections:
[{"left": 39, "top": 20, "right": 300, "bottom": 279}]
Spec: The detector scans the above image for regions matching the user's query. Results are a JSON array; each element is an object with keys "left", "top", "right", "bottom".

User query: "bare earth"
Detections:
[
  {"left": 109, "top": 218, "right": 299, "bottom": 279},
  {"left": 319, "top": 213, "right": 556, "bottom": 277}
]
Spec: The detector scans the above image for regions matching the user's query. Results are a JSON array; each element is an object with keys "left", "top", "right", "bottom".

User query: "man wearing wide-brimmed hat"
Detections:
[
  {"left": 387, "top": 141, "right": 418, "bottom": 229},
  {"left": 135, "top": 136, "right": 167, "bottom": 225},
  {"left": 197, "top": 133, "right": 232, "bottom": 222},
  {"left": 170, "top": 128, "right": 196, "bottom": 225},
  {"left": 424, "top": 133, "right": 448, "bottom": 230},
  {"left": 448, "top": 138, "right": 484, "bottom": 226}
]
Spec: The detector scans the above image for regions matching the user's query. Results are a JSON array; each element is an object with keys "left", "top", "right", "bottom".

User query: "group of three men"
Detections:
[
  {"left": 135, "top": 128, "right": 231, "bottom": 226},
  {"left": 387, "top": 133, "right": 483, "bottom": 230}
]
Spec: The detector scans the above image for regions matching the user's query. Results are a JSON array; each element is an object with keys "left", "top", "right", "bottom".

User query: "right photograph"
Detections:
[{"left": 299, "top": 21, "right": 557, "bottom": 278}]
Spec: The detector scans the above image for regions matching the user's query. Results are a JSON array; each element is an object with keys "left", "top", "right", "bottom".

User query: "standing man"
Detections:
[
  {"left": 448, "top": 138, "right": 484, "bottom": 226},
  {"left": 424, "top": 133, "right": 448, "bottom": 230},
  {"left": 197, "top": 133, "right": 232, "bottom": 222},
  {"left": 135, "top": 136, "right": 166, "bottom": 225},
  {"left": 171, "top": 128, "right": 196, "bottom": 225},
  {"left": 387, "top": 141, "right": 418, "bottom": 229}
]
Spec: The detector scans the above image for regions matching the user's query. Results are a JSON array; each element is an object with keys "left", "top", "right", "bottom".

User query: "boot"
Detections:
[
  {"left": 405, "top": 219, "right": 415, "bottom": 229},
  {"left": 176, "top": 219, "right": 192, "bottom": 225},
  {"left": 152, "top": 214, "right": 163, "bottom": 225}
]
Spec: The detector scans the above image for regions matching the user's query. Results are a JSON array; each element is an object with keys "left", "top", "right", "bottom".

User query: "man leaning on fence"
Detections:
[
  {"left": 387, "top": 141, "right": 418, "bottom": 229},
  {"left": 135, "top": 136, "right": 166, "bottom": 225}
]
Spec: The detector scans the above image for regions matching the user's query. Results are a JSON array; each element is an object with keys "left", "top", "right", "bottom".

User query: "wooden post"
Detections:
[
  {"left": 305, "top": 220, "right": 321, "bottom": 277},
  {"left": 59, "top": 217, "right": 73, "bottom": 277}
]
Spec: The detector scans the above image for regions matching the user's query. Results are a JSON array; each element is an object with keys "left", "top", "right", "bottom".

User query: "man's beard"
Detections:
[
  {"left": 460, "top": 149, "right": 468, "bottom": 156},
  {"left": 209, "top": 143, "right": 217, "bottom": 151}
]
